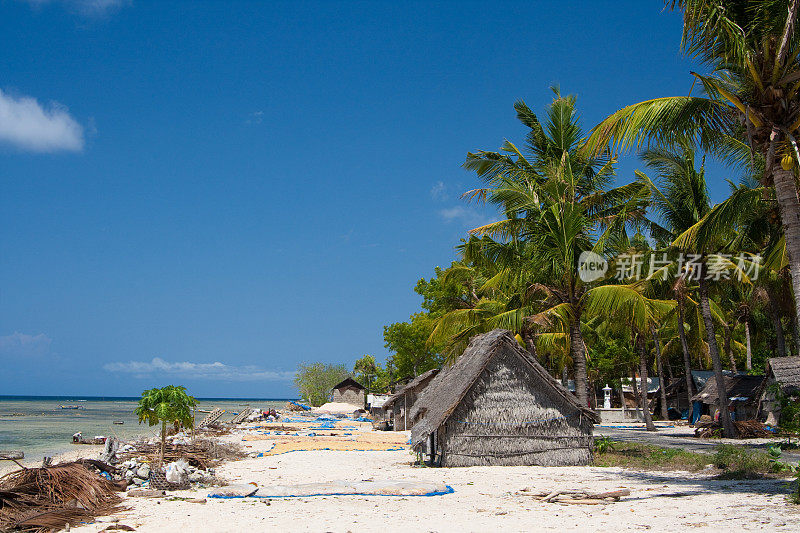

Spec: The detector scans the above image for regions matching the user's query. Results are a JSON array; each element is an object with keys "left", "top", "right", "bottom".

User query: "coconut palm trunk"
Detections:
[
  {"left": 637, "top": 335, "right": 656, "bottom": 431},
  {"left": 745, "top": 319, "right": 752, "bottom": 371},
  {"left": 772, "top": 165, "right": 800, "bottom": 338},
  {"left": 569, "top": 318, "right": 588, "bottom": 407},
  {"left": 652, "top": 325, "right": 669, "bottom": 420},
  {"left": 698, "top": 275, "right": 736, "bottom": 438},
  {"left": 677, "top": 296, "right": 696, "bottom": 420},
  {"left": 723, "top": 324, "right": 737, "bottom": 373},
  {"left": 160, "top": 419, "right": 167, "bottom": 466},
  {"left": 523, "top": 331, "right": 537, "bottom": 359},
  {"left": 767, "top": 288, "right": 788, "bottom": 358},
  {"left": 629, "top": 366, "right": 641, "bottom": 420},
  {"left": 792, "top": 311, "right": 800, "bottom": 358}
]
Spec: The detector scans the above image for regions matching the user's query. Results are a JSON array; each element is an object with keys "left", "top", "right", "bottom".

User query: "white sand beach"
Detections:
[{"left": 48, "top": 422, "right": 799, "bottom": 533}]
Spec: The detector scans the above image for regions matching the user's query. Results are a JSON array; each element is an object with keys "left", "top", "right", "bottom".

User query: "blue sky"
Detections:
[{"left": 0, "top": 1, "right": 728, "bottom": 397}]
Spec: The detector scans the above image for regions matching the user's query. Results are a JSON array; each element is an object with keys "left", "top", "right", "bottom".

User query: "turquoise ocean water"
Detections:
[{"left": 0, "top": 396, "right": 289, "bottom": 461}]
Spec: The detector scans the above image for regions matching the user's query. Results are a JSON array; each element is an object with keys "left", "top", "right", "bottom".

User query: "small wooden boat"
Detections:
[
  {"left": 113, "top": 421, "right": 124, "bottom": 425},
  {"left": 60, "top": 405, "right": 81, "bottom": 410}
]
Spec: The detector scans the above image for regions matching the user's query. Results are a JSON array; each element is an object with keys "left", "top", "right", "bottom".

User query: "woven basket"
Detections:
[{"left": 149, "top": 468, "right": 189, "bottom": 491}]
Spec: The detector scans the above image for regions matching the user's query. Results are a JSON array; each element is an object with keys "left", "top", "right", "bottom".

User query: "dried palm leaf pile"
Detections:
[
  {"left": 117, "top": 438, "right": 246, "bottom": 471},
  {"left": 517, "top": 488, "right": 631, "bottom": 505},
  {"left": 0, "top": 462, "right": 124, "bottom": 532},
  {"left": 694, "top": 420, "right": 775, "bottom": 439}
]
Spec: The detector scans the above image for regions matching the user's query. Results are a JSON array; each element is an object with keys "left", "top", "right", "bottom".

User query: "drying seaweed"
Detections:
[{"left": 0, "top": 461, "right": 124, "bottom": 532}]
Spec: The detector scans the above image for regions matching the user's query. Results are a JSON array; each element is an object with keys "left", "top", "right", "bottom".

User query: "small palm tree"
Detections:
[{"left": 135, "top": 385, "right": 196, "bottom": 466}]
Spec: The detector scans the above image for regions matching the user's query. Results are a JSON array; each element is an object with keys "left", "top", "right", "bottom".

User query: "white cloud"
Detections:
[
  {"left": 245, "top": 110, "right": 264, "bottom": 125},
  {"left": 21, "top": 0, "right": 129, "bottom": 17},
  {"left": 103, "top": 357, "right": 296, "bottom": 382},
  {"left": 0, "top": 332, "right": 53, "bottom": 358},
  {"left": 0, "top": 89, "right": 84, "bottom": 152},
  {"left": 439, "top": 206, "right": 492, "bottom": 229},
  {"left": 430, "top": 181, "right": 448, "bottom": 200}
]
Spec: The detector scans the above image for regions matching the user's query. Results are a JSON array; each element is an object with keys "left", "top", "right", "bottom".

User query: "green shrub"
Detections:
[
  {"left": 594, "top": 436, "right": 614, "bottom": 454},
  {"left": 713, "top": 444, "right": 770, "bottom": 479}
]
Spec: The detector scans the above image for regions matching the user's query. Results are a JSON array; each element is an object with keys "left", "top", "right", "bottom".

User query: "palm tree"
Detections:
[
  {"left": 586, "top": 282, "right": 676, "bottom": 431},
  {"left": 585, "top": 0, "right": 800, "bottom": 342},
  {"left": 135, "top": 385, "right": 196, "bottom": 466},
  {"left": 457, "top": 90, "right": 647, "bottom": 406},
  {"left": 636, "top": 141, "right": 715, "bottom": 422}
]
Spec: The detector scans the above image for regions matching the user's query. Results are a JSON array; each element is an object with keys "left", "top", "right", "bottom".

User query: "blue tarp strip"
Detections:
[{"left": 209, "top": 485, "right": 454, "bottom": 499}]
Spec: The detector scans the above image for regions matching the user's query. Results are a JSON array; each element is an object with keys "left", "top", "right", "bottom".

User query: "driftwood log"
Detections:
[
  {"left": 0, "top": 451, "right": 24, "bottom": 461},
  {"left": 0, "top": 451, "right": 26, "bottom": 470},
  {"left": 519, "top": 488, "right": 630, "bottom": 505}
]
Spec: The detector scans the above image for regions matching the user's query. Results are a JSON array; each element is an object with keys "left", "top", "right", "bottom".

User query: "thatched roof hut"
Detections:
[
  {"left": 766, "top": 357, "right": 800, "bottom": 394},
  {"left": 382, "top": 368, "right": 439, "bottom": 431},
  {"left": 409, "top": 329, "right": 599, "bottom": 467},
  {"left": 692, "top": 374, "right": 764, "bottom": 421},
  {"left": 760, "top": 357, "right": 800, "bottom": 425},
  {"left": 655, "top": 371, "right": 716, "bottom": 415},
  {"left": 331, "top": 377, "right": 365, "bottom": 406}
]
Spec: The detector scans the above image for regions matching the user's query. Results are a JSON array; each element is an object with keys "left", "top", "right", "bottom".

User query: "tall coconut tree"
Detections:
[
  {"left": 460, "top": 90, "right": 648, "bottom": 406},
  {"left": 636, "top": 141, "right": 716, "bottom": 422}
]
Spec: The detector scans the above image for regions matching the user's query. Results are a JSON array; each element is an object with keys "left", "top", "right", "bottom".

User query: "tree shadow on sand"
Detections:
[{"left": 611, "top": 468, "right": 796, "bottom": 498}]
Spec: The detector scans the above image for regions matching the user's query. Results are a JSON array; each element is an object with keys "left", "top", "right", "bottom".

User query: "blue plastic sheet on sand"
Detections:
[{"left": 209, "top": 485, "right": 454, "bottom": 499}]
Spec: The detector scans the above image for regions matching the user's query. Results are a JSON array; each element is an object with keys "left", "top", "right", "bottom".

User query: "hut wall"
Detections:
[
  {"left": 333, "top": 388, "right": 365, "bottom": 406},
  {"left": 393, "top": 406, "right": 406, "bottom": 431},
  {"left": 439, "top": 350, "right": 593, "bottom": 467},
  {"left": 391, "top": 385, "right": 428, "bottom": 431}
]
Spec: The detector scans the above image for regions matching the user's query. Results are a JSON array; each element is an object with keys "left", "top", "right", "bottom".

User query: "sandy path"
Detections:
[{"left": 65, "top": 429, "right": 799, "bottom": 533}]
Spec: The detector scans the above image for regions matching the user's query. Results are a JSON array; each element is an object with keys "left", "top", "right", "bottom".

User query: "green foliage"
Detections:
[
  {"left": 594, "top": 436, "right": 614, "bottom": 454},
  {"left": 294, "top": 362, "right": 351, "bottom": 407},
  {"left": 353, "top": 354, "right": 378, "bottom": 393},
  {"left": 135, "top": 385, "right": 196, "bottom": 430},
  {"left": 587, "top": 337, "right": 636, "bottom": 390},
  {"left": 766, "top": 445, "right": 797, "bottom": 474},
  {"left": 415, "top": 265, "right": 474, "bottom": 317},
  {"left": 769, "top": 384, "right": 800, "bottom": 444},
  {"left": 592, "top": 441, "right": 708, "bottom": 471},
  {"left": 713, "top": 444, "right": 771, "bottom": 479},
  {"left": 383, "top": 312, "right": 444, "bottom": 379}
]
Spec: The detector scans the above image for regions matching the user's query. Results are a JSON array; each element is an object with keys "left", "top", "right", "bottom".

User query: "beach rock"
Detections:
[{"left": 136, "top": 465, "right": 150, "bottom": 479}]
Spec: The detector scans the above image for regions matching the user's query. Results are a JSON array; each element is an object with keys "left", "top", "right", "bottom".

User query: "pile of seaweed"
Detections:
[{"left": 0, "top": 462, "right": 124, "bottom": 532}]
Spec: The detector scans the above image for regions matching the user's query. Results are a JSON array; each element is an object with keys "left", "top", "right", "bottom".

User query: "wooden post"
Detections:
[{"left": 403, "top": 393, "right": 408, "bottom": 431}]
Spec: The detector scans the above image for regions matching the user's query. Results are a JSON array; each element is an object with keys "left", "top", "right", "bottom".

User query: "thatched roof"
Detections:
[
  {"left": 767, "top": 357, "right": 800, "bottom": 393},
  {"left": 383, "top": 368, "right": 439, "bottom": 409},
  {"left": 409, "top": 330, "right": 599, "bottom": 448},
  {"left": 691, "top": 374, "right": 765, "bottom": 404},
  {"left": 331, "top": 377, "right": 364, "bottom": 391}
]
